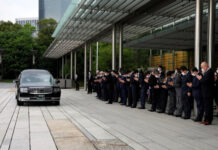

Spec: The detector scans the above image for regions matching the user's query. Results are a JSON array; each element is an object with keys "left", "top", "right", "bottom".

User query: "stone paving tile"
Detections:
[
  {"left": 92, "top": 139, "right": 134, "bottom": 150},
  {"left": 47, "top": 119, "right": 96, "bottom": 150}
]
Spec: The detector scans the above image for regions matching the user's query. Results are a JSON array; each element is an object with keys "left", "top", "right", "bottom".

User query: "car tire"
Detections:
[
  {"left": 17, "top": 100, "right": 23, "bottom": 106},
  {"left": 54, "top": 101, "right": 60, "bottom": 106}
]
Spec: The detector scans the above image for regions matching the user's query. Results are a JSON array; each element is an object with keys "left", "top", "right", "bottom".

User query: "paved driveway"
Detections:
[{"left": 0, "top": 83, "right": 218, "bottom": 150}]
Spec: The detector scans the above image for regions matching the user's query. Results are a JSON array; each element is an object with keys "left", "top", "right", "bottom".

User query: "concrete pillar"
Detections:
[
  {"left": 89, "top": 44, "right": 92, "bottom": 72},
  {"left": 62, "top": 56, "right": 64, "bottom": 79},
  {"left": 84, "top": 43, "right": 87, "bottom": 90},
  {"left": 149, "top": 49, "right": 152, "bottom": 67},
  {"left": 112, "top": 25, "right": 116, "bottom": 70},
  {"left": 32, "top": 55, "right": 36, "bottom": 65},
  {"left": 194, "top": 0, "right": 203, "bottom": 69},
  {"left": 70, "top": 51, "right": 73, "bottom": 80},
  {"left": 119, "top": 25, "right": 123, "bottom": 69},
  {"left": 96, "top": 42, "right": 99, "bottom": 72},
  {"left": 74, "top": 51, "right": 77, "bottom": 78},
  {"left": 207, "top": 0, "right": 216, "bottom": 68}
]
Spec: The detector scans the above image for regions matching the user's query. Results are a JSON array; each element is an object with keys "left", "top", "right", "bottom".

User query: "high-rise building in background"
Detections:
[
  {"left": 15, "top": 18, "right": 39, "bottom": 37},
  {"left": 39, "top": 0, "right": 72, "bottom": 22}
]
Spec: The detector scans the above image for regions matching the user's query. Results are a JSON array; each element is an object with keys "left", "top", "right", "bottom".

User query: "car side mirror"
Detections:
[
  {"left": 55, "top": 79, "right": 60, "bottom": 84},
  {"left": 13, "top": 79, "right": 18, "bottom": 84}
]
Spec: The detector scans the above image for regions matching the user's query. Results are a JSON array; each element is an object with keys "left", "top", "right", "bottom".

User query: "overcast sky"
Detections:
[{"left": 0, "top": 0, "right": 38, "bottom": 22}]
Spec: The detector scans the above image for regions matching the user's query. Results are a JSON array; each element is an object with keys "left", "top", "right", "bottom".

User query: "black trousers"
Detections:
[
  {"left": 75, "top": 81, "right": 79, "bottom": 90},
  {"left": 182, "top": 94, "right": 192, "bottom": 118},
  {"left": 151, "top": 89, "right": 160, "bottom": 111},
  {"left": 113, "top": 84, "right": 119, "bottom": 102},
  {"left": 132, "top": 85, "right": 138, "bottom": 107},
  {"left": 158, "top": 89, "right": 168, "bottom": 112},
  {"left": 128, "top": 86, "right": 133, "bottom": 106},
  {"left": 88, "top": 82, "right": 92, "bottom": 93},
  {"left": 203, "top": 96, "right": 213, "bottom": 123}
]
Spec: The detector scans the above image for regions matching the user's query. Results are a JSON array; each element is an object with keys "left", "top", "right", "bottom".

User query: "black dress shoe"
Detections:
[
  {"left": 182, "top": 116, "right": 190, "bottom": 120},
  {"left": 174, "top": 114, "right": 182, "bottom": 117},
  {"left": 149, "top": 109, "right": 155, "bottom": 112},
  {"left": 157, "top": 110, "right": 164, "bottom": 113},
  {"left": 167, "top": 112, "right": 173, "bottom": 116},
  {"left": 131, "top": 106, "right": 136, "bottom": 108},
  {"left": 138, "top": 107, "right": 145, "bottom": 109},
  {"left": 107, "top": 102, "right": 112, "bottom": 104},
  {"left": 192, "top": 118, "right": 201, "bottom": 122}
]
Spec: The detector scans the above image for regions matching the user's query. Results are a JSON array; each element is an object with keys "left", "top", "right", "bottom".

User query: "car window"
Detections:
[{"left": 21, "top": 73, "right": 54, "bottom": 86}]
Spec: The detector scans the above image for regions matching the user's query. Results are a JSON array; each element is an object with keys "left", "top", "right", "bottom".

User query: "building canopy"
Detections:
[{"left": 44, "top": 0, "right": 217, "bottom": 59}]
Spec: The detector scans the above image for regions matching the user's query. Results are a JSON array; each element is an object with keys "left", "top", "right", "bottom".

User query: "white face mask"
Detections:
[
  {"left": 216, "top": 70, "right": 218, "bottom": 73},
  {"left": 181, "top": 72, "right": 185, "bottom": 76},
  {"left": 155, "top": 75, "right": 160, "bottom": 78},
  {"left": 192, "top": 73, "right": 195, "bottom": 76},
  {"left": 201, "top": 68, "right": 205, "bottom": 73}
]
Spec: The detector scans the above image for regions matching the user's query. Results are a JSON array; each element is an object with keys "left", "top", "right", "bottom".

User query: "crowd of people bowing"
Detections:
[{"left": 85, "top": 62, "right": 218, "bottom": 125}]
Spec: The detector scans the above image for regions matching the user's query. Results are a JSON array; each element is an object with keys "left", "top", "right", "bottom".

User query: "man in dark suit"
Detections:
[
  {"left": 149, "top": 70, "right": 160, "bottom": 112},
  {"left": 138, "top": 70, "right": 146, "bottom": 109},
  {"left": 158, "top": 65, "right": 165, "bottom": 79},
  {"left": 132, "top": 70, "right": 139, "bottom": 108},
  {"left": 87, "top": 71, "right": 93, "bottom": 94},
  {"left": 187, "top": 67, "right": 203, "bottom": 122},
  {"left": 173, "top": 68, "right": 182, "bottom": 117},
  {"left": 127, "top": 71, "right": 133, "bottom": 107},
  {"left": 119, "top": 71, "right": 127, "bottom": 105},
  {"left": 111, "top": 71, "right": 119, "bottom": 103},
  {"left": 166, "top": 71, "right": 176, "bottom": 115},
  {"left": 104, "top": 71, "right": 113, "bottom": 103},
  {"left": 74, "top": 74, "right": 79, "bottom": 91},
  {"left": 180, "top": 66, "right": 193, "bottom": 119},
  {"left": 196, "top": 62, "right": 214, "bottom": 125}
]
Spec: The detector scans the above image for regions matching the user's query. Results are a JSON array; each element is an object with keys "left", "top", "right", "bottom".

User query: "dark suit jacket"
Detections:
[
  {"left": 181, "top": 72, "right": 193, "bottom": 96},
  {"left": 200, "top": 68, "right": 214, "bottom": 99},
  {"left": 192, "top": 73, "right": 202, "bottom": 98},
  {"left": 149, "top": 74, "right": 158, "bottom": 89}
]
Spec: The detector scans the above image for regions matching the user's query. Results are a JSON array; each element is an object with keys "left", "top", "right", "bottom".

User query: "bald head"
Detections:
[
  {"left": 201, "top": 61, "right": 209, "bottom": 73},
  {"left": 201, "top": 62, "right": 208, "bottom": 68}
]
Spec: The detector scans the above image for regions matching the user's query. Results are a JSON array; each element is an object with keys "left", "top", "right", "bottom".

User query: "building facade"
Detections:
[
  {"left": 15, "top": 18, "right": 39, "bottom": 36},
  {"left": 39, "top": 0, "right": 72, "bottom": 22}
]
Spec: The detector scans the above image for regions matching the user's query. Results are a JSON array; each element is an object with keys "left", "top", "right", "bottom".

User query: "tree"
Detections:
[
  {"left": 0, "top": 21, "right": 36, "bottom": 78},
  {"left": 35, "top": 18, "right": 58, "bottom": 77},
  {"left": 37, "top": 18, "right": 57, "bottom": 48}
]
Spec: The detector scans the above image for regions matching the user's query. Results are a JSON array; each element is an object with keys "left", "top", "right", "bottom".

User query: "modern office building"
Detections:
[
  {"left": 39, "top": 0, "right": 72, "bottom": 22},
  {"left": 15, "top": 18, "right": 39, "bottom": 36},
  {"left": 16, "top": 18, "right": 38, "bottom": 29}
]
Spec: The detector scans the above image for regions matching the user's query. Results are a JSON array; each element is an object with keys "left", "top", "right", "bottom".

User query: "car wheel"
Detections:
[
  {"left": 54, "top": 101, "right": 60, "bottom": 106},
  {"left": 17, "top": 100, "right": 23, "bottom": 106}
]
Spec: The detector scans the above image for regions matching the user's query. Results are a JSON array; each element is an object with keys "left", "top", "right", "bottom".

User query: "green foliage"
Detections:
[
  {"left": 0, "top": 21, "right": 36, "bottom": 78},
  {"left": 64, "top": 59, "right": 71, "bottom": 78},
  {"left": 73, "top": 42, "right": 149, "bottom": 79},
  {"left": 35, "top": 18, "right": 57, "bottom": 76},
  {"left": 37, "top": 18, "right": 57, "bottom": 48},
  {"left": 0, "top": 19, "right": 150, "bottom": 80},
  {"left": 0, "top": 19, "right": 57, "bottom": 79}
]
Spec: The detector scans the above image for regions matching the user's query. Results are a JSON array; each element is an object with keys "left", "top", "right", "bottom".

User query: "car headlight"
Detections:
[
  {"left": 20, "top": 88, "right": 28, "bottom": 93},
  {"left": 53, "top": 88, "right": 60, "bottom": 93}
]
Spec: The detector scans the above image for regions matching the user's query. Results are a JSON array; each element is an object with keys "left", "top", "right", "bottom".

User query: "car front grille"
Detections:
[{"left": 29, "top": 87, "right": 52, "bottom": 94}]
